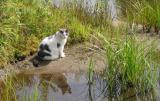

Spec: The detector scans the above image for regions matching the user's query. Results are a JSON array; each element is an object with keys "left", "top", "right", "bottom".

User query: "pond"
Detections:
[{"left": 0, "top": 72, "right": 159, "bottom": 101}]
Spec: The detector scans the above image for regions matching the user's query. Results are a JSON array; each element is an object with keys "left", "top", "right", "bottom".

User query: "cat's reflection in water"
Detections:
[
  {"left": 12, "top": 72, "right": 71, "bottom": 100},
  {"left": 40, "top": 73, "right": 72, "bottom": 95}
]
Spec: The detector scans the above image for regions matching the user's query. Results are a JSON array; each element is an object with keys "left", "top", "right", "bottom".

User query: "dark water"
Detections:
[{"left": 1, "top": 72, "right": 159, "bottom": 101}]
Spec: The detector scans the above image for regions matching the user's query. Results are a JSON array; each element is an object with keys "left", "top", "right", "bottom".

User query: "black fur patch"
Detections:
[
  {"left": 40, "top": 44, "right": 51, "bottom": 52},
  {"left": 57, "top": 43, "right": 61, "bottom": 48},
  {"left": 38, "top": 50, "right": 51, "bottom": 58}
]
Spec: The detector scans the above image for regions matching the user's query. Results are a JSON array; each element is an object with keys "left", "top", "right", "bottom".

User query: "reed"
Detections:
[
  {"left": 118, "top": 0, "right": 160, "bottom": 33},
  {"left": 98, "top": 31, "right": 159, "bottom": 96}
]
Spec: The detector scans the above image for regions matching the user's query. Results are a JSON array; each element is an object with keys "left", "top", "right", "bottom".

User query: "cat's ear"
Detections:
[
  {"left": 65, "top": 29, "right": 69, "bottom": 34},
  {"left": 59, "top": 29, "right": 63, "bottom": 34},
  {"left": 55, "top": 31, "right": 59, "bottom": 36},
  {"left": 65, "top": 29, "right": 69, "bottom": 33}
]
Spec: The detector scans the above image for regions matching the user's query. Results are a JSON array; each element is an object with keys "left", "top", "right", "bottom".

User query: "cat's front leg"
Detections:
[
  {"left": 61, "top": 52, "right": 65, "bottom": 58},
  {"left": 60, "top": 51, "right": 65, "bottom": 58},
  {"left": 60, "top": 46, "right": 65, "bottom": 58}
]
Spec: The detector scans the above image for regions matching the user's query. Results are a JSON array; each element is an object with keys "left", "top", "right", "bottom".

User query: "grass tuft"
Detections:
[{"left": 98, "top": 32, "right": 159, "bottom": 96}]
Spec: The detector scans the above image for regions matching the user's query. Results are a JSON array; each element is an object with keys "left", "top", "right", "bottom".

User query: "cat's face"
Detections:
[{"left": 58, "top": 29, "right": 69, "bottom": 39}]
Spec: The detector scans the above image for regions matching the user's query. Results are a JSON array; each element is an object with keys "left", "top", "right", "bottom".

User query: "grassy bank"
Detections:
[{"left": 0, "top": 0, "right": 111, "bottom": 67}]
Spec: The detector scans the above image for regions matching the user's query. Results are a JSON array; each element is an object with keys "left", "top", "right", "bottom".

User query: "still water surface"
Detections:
[{"left": 1, "top": 72, "right": 159, "bottom": 101}]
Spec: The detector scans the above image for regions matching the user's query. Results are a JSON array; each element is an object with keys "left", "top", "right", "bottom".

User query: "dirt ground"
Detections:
[{"left": 11, "top": 43, "right": 106, "bottom": 75}]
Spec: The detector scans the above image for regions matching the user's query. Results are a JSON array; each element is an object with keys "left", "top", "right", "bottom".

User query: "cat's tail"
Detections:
[{"left": 31, "top": 55, "right": 43, "bottom": 67}]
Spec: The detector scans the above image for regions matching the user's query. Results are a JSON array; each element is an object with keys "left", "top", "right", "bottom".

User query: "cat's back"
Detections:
[{"left": 41, "top": 35, "right": 55, "bottom": 44}]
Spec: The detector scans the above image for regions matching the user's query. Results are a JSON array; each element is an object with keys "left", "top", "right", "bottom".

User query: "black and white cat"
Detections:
[{"left": 33, "top": 28, "right": 69, "bottom": 67}]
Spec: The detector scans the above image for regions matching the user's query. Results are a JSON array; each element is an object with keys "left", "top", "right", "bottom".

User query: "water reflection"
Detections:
[
  {"left": 0, "top": 72, "right": 159, "bottom": 101},
  {"left": 15, "top": 73, "right": 72, "bottom": 101}
]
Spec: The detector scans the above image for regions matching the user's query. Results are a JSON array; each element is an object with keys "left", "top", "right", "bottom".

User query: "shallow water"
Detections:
[{"left": 0, "top": 72, "right": 159, "bottom": 101}]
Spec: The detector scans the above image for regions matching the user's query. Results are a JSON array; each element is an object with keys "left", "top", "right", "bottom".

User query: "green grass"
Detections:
[
  {"left": 98, "top": 31, "right": 159, "bottom": 96},
  {"left": 118, "top": 0, "right": 160, "bottom": 33},
  {"left": 0, "top": 0, "right": 112, "bottom": 67},
  {"left": 1, "top": 0, "right": 110, "bottom": 67},
  {"left": 1, "top": 73, "right": 17, "bottom": 101},
  {"left": 87, "top": 58, "right": 95, "bottom": 84}
]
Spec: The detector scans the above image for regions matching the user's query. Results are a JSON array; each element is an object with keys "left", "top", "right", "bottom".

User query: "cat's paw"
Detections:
[{"left": 60, "top": 53, "right": 65, "bottom": 58}]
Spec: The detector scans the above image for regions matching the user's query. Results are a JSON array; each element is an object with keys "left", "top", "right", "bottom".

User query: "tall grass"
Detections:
[
  {"left": 118, "top": 0, "right": 160, "bottom": 33},
  {"left": 98, "top": 32, "right": 159, "bottom": 96}
]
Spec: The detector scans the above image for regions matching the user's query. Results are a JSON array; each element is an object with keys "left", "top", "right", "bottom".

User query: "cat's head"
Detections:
[{"left": 58, "top": 28, "right": 69, "bottom": 39}]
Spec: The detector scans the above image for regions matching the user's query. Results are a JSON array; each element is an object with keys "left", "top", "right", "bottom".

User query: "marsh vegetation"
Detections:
[{"left": 0, "top": 0, "right": 160, "bottom": 101}]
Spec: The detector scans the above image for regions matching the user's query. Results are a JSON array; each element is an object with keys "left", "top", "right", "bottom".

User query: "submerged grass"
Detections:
[
  {"left": 1, "top": 73, "right": 17, "bottom": 101},
  {"left": 1, "top": 74, "right": 42, "bottom": 101}
]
